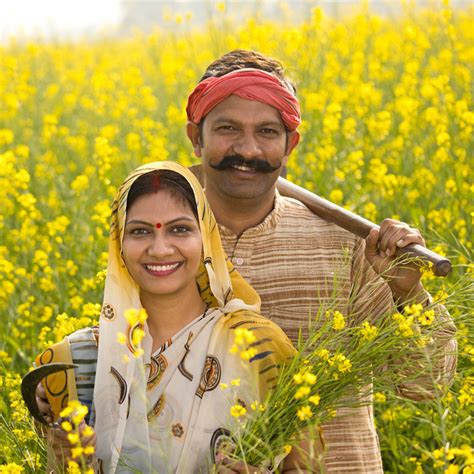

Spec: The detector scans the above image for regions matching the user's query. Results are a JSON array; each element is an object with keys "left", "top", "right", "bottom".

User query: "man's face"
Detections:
[{"left": 187, "top": 95, "right": 298, "bottom": 203}]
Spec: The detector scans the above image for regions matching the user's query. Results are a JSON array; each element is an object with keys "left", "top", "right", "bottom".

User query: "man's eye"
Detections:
[
  {"left": 261, "top": 128, "right": 278, "bottom": 135},
  {"left": 217, "top": 125, "right": 236, "bottom": 131}
]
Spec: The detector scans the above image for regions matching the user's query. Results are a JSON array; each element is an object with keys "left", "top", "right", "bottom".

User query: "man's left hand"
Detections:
[{"left": 365, "top": 219, "right": 425, "bottom": 304}]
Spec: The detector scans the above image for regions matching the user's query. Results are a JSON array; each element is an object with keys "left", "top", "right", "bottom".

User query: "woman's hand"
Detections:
[
  {"left": 215, "top": 454, "right": 268, "bottom": 473},
  {"left": 48, "top": 420, "right": 96, "bottom": 464},
  {"left": 36, "top": 381, "right": 54, "bottom": 425},
  {"left": 215, "top": 431, "right": 325, "bottom": 473}
]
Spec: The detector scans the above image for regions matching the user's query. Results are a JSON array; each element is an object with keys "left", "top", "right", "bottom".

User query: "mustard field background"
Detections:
[{"left": 0, "top": 1, "right": 472, "bottom": 472}]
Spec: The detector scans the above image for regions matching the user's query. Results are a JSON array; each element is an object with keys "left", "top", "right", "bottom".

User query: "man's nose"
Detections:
[{"left": 232, "top": 132, "right": 262, "bottom": 159}]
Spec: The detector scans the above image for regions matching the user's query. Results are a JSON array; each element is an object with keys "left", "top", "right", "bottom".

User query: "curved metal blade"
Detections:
[{"left": 21, "top": 362, "right": 77, "bottom": 425}]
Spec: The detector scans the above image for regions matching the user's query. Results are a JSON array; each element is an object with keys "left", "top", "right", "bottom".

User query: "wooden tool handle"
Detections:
[
  {"left": 188, "top": 164, "right": 451, "bottom": 276},
  {"left": 277, "top": 177, "right": 451, "bottom": 276}
]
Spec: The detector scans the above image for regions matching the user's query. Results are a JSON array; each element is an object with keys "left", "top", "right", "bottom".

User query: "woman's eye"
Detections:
[
  {"left": 171, "top": 225, "right": 190, "bottom": 234},
  {"left": 130, "top": 228, "right": 149, "bottom": 235}
]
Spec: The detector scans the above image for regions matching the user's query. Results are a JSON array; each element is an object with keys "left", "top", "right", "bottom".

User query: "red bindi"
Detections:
[{"left": 155, "top": 223, "right": 162, "bottom": 229}]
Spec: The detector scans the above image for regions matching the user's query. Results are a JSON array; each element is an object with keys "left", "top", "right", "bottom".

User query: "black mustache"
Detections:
[{"left": 210, "top": 155, "right": 280, "bottom": 173}]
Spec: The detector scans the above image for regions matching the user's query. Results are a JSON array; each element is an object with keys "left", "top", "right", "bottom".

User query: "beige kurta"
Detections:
[{"left": 219, "top": 191, "right": 457, "bottom": 473}]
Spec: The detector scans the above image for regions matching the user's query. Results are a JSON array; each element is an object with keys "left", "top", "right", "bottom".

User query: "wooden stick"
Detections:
[
  {"left": 188, "top": 164, "right": 451, "bottom": 276},
  {"left": 277, "top": 178, "right": 451, "bottom": 276}
]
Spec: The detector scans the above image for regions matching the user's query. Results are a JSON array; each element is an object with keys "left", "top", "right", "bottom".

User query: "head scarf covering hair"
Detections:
[
  {"left": 186, "top": 68, "right": 301, "bottom": 131},
  {"left": 93, "top": 161, "right": 261, "bottom": 471}
]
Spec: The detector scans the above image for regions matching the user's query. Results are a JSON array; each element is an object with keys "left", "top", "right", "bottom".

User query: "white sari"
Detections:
[{"left": 91, "top": 162, "right": 295, "bottom": 473}]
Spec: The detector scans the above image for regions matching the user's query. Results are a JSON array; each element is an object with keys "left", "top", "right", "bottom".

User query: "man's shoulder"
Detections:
[
  {"left": 278, "top": 194, "right": 333, "bottom": 222},
  {"left": 277, "top": 195, "right": 358, "bottom": 240}
]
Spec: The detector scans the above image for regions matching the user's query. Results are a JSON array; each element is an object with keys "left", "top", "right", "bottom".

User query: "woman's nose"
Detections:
[{"left": 147, "top": 234, "right": 174, "bottom": 257}]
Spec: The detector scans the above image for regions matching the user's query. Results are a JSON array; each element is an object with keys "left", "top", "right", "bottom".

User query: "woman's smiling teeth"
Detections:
[{"left": 145, "top": 263, "right": 181, "bottom": 272}]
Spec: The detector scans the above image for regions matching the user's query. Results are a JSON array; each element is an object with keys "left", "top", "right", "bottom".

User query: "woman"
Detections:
[{"left": 35, "top": 161, "right": 302, "bottom": 473}]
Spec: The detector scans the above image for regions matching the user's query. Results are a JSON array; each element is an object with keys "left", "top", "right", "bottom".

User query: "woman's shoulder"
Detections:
[
  {"left": 218, "top": 310, "right": 296, "bottom": 358},
  {"left": 213, "top": 310, "right": 296, "bottom": 398},
  {"left": 224, "top": 310, "right": 291, "bottom": 333}
]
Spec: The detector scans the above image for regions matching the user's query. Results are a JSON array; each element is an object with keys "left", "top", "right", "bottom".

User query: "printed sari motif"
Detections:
[{"left": 37, "top": 161, "right": 295, "bottom": 473}]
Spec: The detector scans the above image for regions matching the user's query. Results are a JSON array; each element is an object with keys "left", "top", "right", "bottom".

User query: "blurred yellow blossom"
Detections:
[
  {"left": 308, "top": 395, "right": 320, "bottom": 405},
  {"left": 294, "top": 386, "right": 311, "bottom": 399},
  {"left": 326, "top": 310, "right": 346, "bottom": 330},
  {"left": 67, "top": 433, "right": 80, "bottom": 444},
  {"left": 230, "top": 404, "right": 247, "bottom": 418},
  {"left": 71, "top": 175, "right": 90, "bottom": 193},
  {"left": 360, "top": 321, "right": 378, "bottom": 341},
  {"left": 418, "top": 309, "right": 435, "bottom": 326},
  {"left": 297, "top": 405, "right": 313, "bottom": 421},
  {"left": 61, "top": 420, "right": 73, "bottom": 432}
]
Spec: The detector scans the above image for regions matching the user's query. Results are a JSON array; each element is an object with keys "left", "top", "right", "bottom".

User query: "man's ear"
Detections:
[
  {"left": 186, "top": 121, "right": 202, "bottom": 158},
  {"left": 285, "top": 130, "right": 300, "bottom": 157}
]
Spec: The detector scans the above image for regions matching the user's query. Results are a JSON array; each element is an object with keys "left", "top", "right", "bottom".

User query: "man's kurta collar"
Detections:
[{"left": 218, "top": 190, "right": 285, "bottom": 238}]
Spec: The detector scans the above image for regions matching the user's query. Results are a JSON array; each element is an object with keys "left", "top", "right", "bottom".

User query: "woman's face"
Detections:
[{"left": 122, "top": 189, "right": 202, "bottom": 301}]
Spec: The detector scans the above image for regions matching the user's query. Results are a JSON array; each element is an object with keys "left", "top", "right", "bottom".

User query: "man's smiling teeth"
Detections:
[
  {"left": 231, "top": 164, "right": 254, "bottom": 172},
  {"left": 146, "top": 263, "right": 180, "bottom": 271}
]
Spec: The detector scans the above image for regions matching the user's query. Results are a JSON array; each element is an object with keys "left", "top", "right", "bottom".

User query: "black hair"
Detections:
[
  {"left": 126, "top": 170, "right": 198, "bottom": 220},
  {"left": 199, "top": 49, "right": 296, "bottom": 94}
]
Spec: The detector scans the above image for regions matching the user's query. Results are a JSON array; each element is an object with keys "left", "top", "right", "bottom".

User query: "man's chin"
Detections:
[{"left": 220, "top": 175, "right": 277, "bottom": 200}]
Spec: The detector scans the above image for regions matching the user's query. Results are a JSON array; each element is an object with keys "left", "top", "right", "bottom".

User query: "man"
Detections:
[{"left": 185, "top": 50, "right": 457, "bottom": 472}]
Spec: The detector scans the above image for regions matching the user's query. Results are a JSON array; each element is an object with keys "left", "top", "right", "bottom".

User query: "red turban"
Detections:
[{"left": 186, "top": 69, "right": 301, "bottom": 131}]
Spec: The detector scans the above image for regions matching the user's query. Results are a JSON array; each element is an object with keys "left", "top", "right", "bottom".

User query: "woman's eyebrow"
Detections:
[
  {"left": 125, "top": 219, "right": 153, "bottom": 226},
  {"left": 166, "top": 216, "right": 196, "bottom": 225},
  {"left": 126, "top": 216, "right": 195, "bottom": 226}
]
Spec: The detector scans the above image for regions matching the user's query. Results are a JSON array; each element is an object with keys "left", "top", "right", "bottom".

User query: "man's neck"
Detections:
[{"left": 205, "top": 188, "right": 276, "bottom": 237}]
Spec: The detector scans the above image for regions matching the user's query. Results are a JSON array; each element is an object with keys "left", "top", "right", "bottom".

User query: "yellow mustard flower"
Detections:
[
  {"left": 294, "top": 386, "right": 311, "bottom": 400},
  {"left": 308, "top": 395, "right": 320, "bottom": 406},
  {"left": 360, "top": 321, "right": 378, "bottom": 341},
  {"left": 230, "top": 405, "right": 247, "bottom": 418},
  {"left": 297, "top": 405, "right": 313, "bottom": 421}
]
